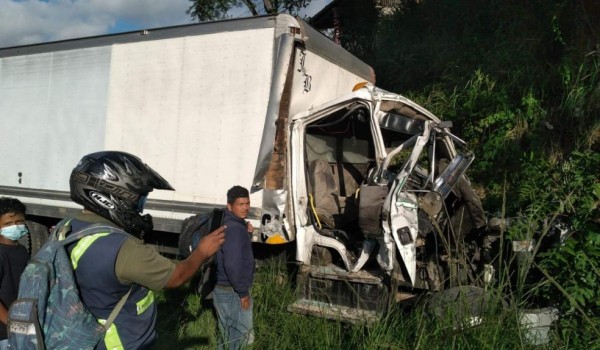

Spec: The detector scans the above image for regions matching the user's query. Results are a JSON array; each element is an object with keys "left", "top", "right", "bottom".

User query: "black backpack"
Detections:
[{"left": 177, "top": 209, "right": 223, "bottom": 299}]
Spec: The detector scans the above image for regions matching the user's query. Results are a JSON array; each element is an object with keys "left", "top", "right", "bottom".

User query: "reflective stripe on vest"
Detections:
[
  {"left": 71, "top": 231, "right": 129, "bottom": 349},
  {"left": 136, "top": 290, "right": 154, "bottom": 315},
  {"left": 70, "top": 232, "right": 110, "bottom": 270},
  {"left": 98, "top": 319, "right": 125, "bottom": 350}
]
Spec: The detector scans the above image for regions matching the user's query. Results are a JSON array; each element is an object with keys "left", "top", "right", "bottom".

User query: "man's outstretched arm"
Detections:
[{"left": 165, "top": 226, "right": 225, "bottom": 288}]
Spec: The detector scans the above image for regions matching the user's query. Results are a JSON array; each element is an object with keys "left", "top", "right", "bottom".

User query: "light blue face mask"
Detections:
[{"left": 0, "top": 224, "right": 29, "bottom": 241}]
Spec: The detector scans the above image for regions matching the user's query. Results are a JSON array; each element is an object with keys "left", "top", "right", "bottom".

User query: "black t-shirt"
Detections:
[{"left": 0, "top": 243, "right": 29, "bottom": 339}]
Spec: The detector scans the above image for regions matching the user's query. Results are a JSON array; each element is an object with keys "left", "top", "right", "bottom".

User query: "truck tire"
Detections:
[{"left": 20, "top": 220, "right": 50, "bottom": 256}]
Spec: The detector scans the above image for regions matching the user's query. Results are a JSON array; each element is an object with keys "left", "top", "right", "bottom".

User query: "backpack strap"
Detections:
[
  {"left": 61, "top": 224, "right": 130, "bottom": 245},
  {"left": 103, "top": 287, "right": 132, "bottom": 330},
  {"left": 52, "top": 218, "right": 74, "bottom": 240},
  {"left": 52, "top": 218, "right": 134, "bottom": 330},
  {"left": 51, "top": 219, "right": 129, "bottom": 243}
]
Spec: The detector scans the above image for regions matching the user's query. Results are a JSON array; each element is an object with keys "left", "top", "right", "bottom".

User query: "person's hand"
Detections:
[
  {"left": 240, "top": 295, "right": 251, "bottom": 310},
  {"left": 197, "top": 226, "right": 225, "bottom": 258},
  {"left": 166, "top": 226, "right": 226, "bottom": 289},
  {"left": 246, "top": 221, "right": 254, "bottom": 234}
]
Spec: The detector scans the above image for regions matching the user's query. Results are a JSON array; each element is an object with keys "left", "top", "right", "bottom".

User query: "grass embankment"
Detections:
[{"left": 154, "top": 258, "right": 559, "bottom": 350}]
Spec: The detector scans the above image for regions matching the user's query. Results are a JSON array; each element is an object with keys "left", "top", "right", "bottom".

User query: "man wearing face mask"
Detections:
[{"left": 0, "top": 197, "right": 29, "bottom": 350}]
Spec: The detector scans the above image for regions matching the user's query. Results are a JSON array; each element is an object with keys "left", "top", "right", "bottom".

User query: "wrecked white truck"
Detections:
[
  {"left": 286, "top": 85, "right": 492, "bottom": 322},
  {"left": 0, "top": 14, "right": 491, "bottom": 322}
]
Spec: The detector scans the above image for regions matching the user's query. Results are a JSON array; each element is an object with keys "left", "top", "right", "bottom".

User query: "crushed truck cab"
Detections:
[{"left": 284, "top": 85, "right": 488, "bottom": 321}]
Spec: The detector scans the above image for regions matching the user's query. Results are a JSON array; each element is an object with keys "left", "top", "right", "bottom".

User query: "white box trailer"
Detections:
[
  {"left": 0, "top": 14, "right": 492, "bottom": 322},
  {"left": 0, "top": 14, "right": 372, "bottom": 242}
]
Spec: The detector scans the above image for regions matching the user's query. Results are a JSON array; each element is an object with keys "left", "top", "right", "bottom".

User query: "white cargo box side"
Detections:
[
  {"left": 0, "top": 15, "right": 375, "bottom": 236},
  {"left": 0, "top": 18, "right": 281, "bottom": 228},
  {"left": 104, "top": 28, "right": 274, "bottom": 205}
]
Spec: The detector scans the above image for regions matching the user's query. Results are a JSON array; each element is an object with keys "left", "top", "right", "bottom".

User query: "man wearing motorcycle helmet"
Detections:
[{"left": 66, "top": 151, "right": 225, "bottom": 349}]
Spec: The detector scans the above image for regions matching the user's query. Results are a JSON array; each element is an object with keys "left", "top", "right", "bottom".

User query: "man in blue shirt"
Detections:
[{"left": 214, "top": 186, "right": 255, "bottom": 350}]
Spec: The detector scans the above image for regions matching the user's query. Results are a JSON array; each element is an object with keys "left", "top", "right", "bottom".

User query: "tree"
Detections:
[{"left": 187, "top": 0, "right": 313, "bottom": 22}]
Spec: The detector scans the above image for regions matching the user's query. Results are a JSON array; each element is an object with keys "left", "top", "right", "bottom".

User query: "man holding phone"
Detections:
[{"left": 214, "top": 185, "right": 255, "bottom": 350}]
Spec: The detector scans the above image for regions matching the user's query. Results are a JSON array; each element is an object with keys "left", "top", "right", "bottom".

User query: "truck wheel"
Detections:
[{"left": 20, "top": 220, "right": 50, "bottom": 256}]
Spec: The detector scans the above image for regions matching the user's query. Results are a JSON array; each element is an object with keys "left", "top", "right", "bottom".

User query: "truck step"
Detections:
[
  {"left": 304, "top": 264, "right": 384, "bottom": 284},
  {"left": 288, "top": 299, "right": 381, "bottom": 324}
]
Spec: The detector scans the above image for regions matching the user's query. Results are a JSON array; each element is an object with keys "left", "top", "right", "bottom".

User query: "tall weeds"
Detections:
[{"left": 156, "top": 256, "right": 569, "bottom": 349}]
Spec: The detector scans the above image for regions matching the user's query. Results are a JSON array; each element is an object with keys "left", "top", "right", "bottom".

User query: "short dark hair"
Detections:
[
  {"left": 227, "top": 186, "right": 249, "bottom": 204},
  {"left": 0, "top": 197, "right": 27, "bottom": 217}
]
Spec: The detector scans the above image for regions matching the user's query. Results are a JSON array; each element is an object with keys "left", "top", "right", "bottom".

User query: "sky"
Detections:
[{"left": 0, "top": 0, "right": 331, "bottom": 49}]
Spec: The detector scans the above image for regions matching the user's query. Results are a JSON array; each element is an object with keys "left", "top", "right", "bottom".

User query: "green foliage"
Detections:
[
  {"left": 540, "top": 230, "right": 600, "bottom": 312},
  {"left": 156, "top": 259, "right": 569, "bottom": 349},
  {"left": 337, "top": 0, "right": 600, "bottom": 211},
  {"left": 187, "top": 0, "right": 313, "bottom": 21},
  {"left": 154, "top": 286, "right": 219, "bottom": 349},
  {"left": 515, "top": 150, "right": 600, "bottom": 215},
  {"left": 558, "top": 57, "right": 600, "bottom": 149},
  {"left": 186, "top": 0, "right": 238, "bottom": 21},
  {"left": 535, "top": 224, "right": 600, "bottom": 347},
  {"left": 327, "top": 1, "right": 379, "bottom": 62},
  {"left": 498, "top": 150, "right": 600, "bottom": 343},
  {"left": 529, "top": 151, "right": 600, "bottom": 316}
]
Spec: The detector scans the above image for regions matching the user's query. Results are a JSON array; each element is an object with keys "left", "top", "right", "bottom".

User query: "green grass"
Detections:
[
  {"left": 152, "top": 257, "right": 573, "bottom": 350},
  {"left": 154, "top": 286, "right": 218, "bottom": 349}
]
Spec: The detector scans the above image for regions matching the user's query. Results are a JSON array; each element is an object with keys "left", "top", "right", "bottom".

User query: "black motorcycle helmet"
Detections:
[{"left": 69, "top": 151, "right": 174, "bottom": 238}]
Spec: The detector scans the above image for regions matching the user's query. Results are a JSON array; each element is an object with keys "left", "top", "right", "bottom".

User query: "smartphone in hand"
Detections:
[{"left": 209, "top": 208, "right": 225, "bottom": 232}]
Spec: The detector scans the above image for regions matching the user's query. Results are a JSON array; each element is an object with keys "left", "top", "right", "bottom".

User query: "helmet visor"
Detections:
[
  {"left": 136, "top": 194, "right": 148, "bottom": 213},
  {"left": 143, "top": 163, "right": 175, "bottom": 191}
]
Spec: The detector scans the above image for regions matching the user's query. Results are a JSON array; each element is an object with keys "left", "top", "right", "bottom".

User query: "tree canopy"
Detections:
[{"left": 187, "top": 0, "right": 313, "bottom": 21}]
